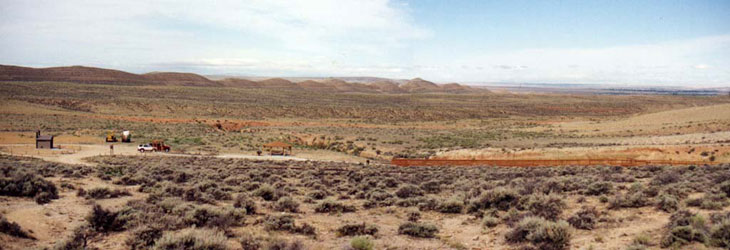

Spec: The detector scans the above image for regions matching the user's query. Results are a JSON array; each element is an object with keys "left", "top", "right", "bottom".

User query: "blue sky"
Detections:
[{"left": 1, "top": 0, "right": 728, "bottom": 86}]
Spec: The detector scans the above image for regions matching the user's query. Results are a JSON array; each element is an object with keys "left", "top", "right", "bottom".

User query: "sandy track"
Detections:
[{"left": 0, "top": 143, "right": 330, "bottom": 166}]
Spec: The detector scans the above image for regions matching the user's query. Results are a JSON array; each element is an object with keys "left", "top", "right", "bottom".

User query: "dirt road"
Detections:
[{"left": 0, "top": 143, "right": 337, "bottom": 166}]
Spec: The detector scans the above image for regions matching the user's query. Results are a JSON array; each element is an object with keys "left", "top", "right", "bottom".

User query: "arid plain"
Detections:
[{"left": 1, "top": 65, "right": 730, "bottom": 250}]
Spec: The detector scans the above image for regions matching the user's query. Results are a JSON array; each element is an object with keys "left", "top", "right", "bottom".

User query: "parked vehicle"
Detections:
[
  {"left": 137, "top": 144, "right": 155, "bottom": 152},
  {"left": 150, "top": 140, "right": 171, "bottom": 152},
  {"left": 121, "top": 130, "right": 132, "bottom": 143},
  {"left": 105, "top": 131, "right": 118, "bottom": 142}
]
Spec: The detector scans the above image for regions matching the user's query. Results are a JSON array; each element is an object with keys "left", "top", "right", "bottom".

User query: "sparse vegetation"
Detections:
[{"left": 398, "top": 222, "right": 438, "bottom": 238}]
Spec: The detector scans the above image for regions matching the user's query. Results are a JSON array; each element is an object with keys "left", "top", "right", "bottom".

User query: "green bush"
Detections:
[
  {"left": 350, "top": 236, "right": 374, "bottom": 250},
  {"left": 397, "top": 222, "right": 438, "bottom": 238},
  {"left": 153, "top": 228, "right": 228, "bottom": 250}
]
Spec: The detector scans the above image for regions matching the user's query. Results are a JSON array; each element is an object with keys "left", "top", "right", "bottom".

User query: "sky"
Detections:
[{"left": 0, "top": 0, "right": 729, "bottom": 86}]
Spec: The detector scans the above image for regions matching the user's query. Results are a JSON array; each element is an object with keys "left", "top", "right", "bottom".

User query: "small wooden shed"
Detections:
[
  {"left": 35, "top": 131, "right": 53, "bottom": 149},
  {"left": 262, "top": 141, "right": 292, "bottom": 156}
]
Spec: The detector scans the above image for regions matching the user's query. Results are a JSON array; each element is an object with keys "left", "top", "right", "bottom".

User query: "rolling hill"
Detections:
[{"left": 0, "top": 64, "right": 483, "bottom": 94}]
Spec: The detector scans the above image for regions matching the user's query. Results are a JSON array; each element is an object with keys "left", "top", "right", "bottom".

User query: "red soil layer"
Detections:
[{"left": 391, "top": 158, "right": 708, "bottom": 167}]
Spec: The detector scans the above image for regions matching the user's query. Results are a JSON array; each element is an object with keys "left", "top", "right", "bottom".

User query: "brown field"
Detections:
[{"left": 1, "top": 80, "right": 730, "bottom": 249}]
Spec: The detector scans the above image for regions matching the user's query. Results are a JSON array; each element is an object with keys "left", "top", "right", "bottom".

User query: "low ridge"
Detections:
[{"left": 0, "top": 64, "right": 484, "bottom": 94}]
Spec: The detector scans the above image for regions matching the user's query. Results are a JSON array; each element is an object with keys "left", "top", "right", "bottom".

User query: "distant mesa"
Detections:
[{"left": 0, "top": 64, "right": 486, "bottom": 94}]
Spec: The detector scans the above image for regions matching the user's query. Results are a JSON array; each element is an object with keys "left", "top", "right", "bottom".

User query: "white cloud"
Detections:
[
  {"left": 0, "top": 0, "right": 427, "bottom": 73},
  {"left": 417, "top": 35, "right": 730, "bottom": 87},
  {"left": 0, "top": 1, "right": 728, "bottom": 86}
]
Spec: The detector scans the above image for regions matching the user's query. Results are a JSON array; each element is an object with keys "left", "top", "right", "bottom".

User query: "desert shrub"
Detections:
[
  {"left": 126, "top": 225, "right": 164, "bottom": 250},
  {"left": 519, "top": 194, "right": 566, "bottom": 221},
  {"left": 336, "top": 223, "right": 378, "bottom": 237},
  {"left": 585, "top": 181, "right": 612, "bottom": 196},
  {"left": 263, "top": 215, "right": 316, "bottom": 236},
  {"left": 632, "top": 233, "right": 652, "bottom": 247},
  {"left": 661, "top": 226, "right": 708, "bottom": 248},
  {"left": 153, "top": 228, "right": 228, "bottom": 250},
  {"left": 314, "top": 199, "right": 356, "bottom": 213},
  {"left": 87, "top": 204, "right": 127, "bottom": 232},
  {"left": 483, "top": 215, "right": 500, "bottom": 228},
  {"left": 0, "top": 214, "right": 34, "bottom": 239},
  {"left": 307, "top": 190, "right": 328, "bottom": 200},
  {"left": 0, "top": 173, "right": 58, "bottom": 203},
  {"left": 720, "top": 181, "right": 730, "bottom": 198},
  {"left": 233, "top": 194, "right": 257, "bottom": 214},
  {"left": 407, "top": 210, "right": 421, "bottom": 222},
  {"left": 420, "top": 181, "right": 441, "bottom": 193},
  {"left": 651, "top": 170, "right": 681, "bottom": 186},
  {"left": 656, "top": 194, "right": 679, "bottom": 212},
  {"left": 53, "top": 225, "right": 92, "bottom": 250},
  {"left": 598, "top": 195, "right": 609, "bottom": 203},
  {"left": 239, "top": 232, "right": 262, "bottom": 250},
  {"left": 660, "top": 210, "right": 709, "bottom": 248},
  {"left": 83, "top": 187, "right": 132, "bottom": 200},
  {"left": 417, "top": 198, "right": 440, "bottom": 211},
  {"left": 397, "top": 222, "right": 438, "bottom": 238},
  {"left": 608, "top": 189, "right": 649, "bottom": 209},
  {"left": 468, "top": 187, "right": 519, "bottom": 212},
  {"left": 395, "top": 185, "right": 423, "bottom": 199},
  {"left": 567, "top": 206, "right": 600, "bottom": 230},
  {"left": 505, "top": 216, "right": 572, "bottom": 250},
  {"left": 254, "top": 184, "right": 279, "bottom": 201},
  {"left": 349, "top": 236, "right": 374, "bottom": 250},
  {"left": 274, "top": 196, "right": 300, "bottom": 213},
  {"left": 34, "top": 191, "right": 55, "bottom": 204},
  {"left": 183, "top": 206, "right": 244, "bottom": 229},
  {"left": 365, "top": 189, "right": 392, "bottom": 201},
  {"left": 710, "top": 219, "right": 730, "bottom": 248},
  {"left": 264, "top": 237, "right": 305, "bottom": 250},
  {"left": 437, "top": 199, "right": 464, "bottom": 214}
]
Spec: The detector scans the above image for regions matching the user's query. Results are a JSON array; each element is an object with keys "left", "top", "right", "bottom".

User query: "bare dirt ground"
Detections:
[{"left": 0, "top": 142, "right": 368, "bottom": 167}]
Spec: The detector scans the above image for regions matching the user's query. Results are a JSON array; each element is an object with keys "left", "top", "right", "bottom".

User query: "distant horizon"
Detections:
[
  {"left": 2, "top": 1, "right": 729, "bottom": 87},
  {"left": 3, "top": 63, "right": 729, "bottom": 90}
]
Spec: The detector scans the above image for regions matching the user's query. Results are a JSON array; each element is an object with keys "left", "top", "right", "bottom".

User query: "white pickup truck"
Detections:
[{"left": 137, "top": 144, "right": 155, "bottom": 152}]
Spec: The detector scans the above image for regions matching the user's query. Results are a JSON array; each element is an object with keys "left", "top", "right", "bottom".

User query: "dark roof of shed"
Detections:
[{"left": 36, "top": 135, "right": 53, "bottom": 140}]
